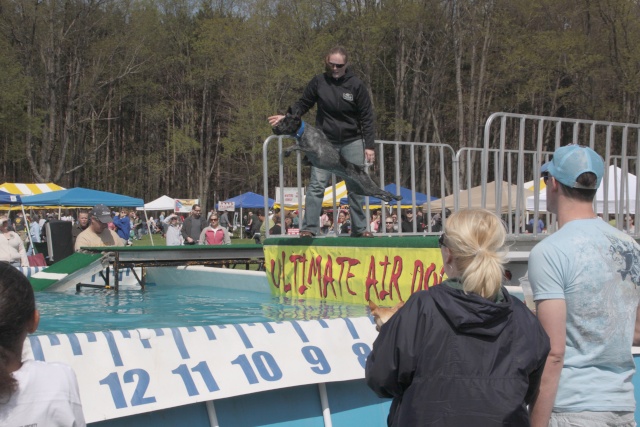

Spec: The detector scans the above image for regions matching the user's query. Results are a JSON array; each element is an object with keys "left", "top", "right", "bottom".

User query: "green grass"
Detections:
[
  {"left": 130, "top": 233, "right": 261, "bottom": 270},
  {"left": 130, "top": 234, "right": 256, "bottom": 247}
]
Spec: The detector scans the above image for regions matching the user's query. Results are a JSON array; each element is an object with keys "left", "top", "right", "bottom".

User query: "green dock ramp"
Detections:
[{"left": 29, "top": 253, "right": 107, "bottom": 291}]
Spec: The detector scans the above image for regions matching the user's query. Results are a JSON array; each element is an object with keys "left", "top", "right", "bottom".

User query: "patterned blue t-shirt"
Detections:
[{"left": 529, "top": 218, "right": 640, "bottom": 412}]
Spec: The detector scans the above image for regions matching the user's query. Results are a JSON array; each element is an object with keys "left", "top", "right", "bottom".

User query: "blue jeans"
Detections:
[{"left": 302, "top": 138, "right": 368, "bottom": 236}]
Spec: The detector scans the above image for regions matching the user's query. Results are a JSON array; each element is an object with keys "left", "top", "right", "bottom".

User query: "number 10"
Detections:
[{"left": 231, "top": 351, "right": 283, "bottom": 384}]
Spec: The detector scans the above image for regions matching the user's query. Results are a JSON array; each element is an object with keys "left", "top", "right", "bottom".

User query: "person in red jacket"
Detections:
[{"left": 198, "top": 214, "right": 230, "bottom": 245}]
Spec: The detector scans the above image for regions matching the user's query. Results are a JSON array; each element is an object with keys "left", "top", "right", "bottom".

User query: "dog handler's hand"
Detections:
[
  {"left": 268, "top": 115, "right": 285, "bottom": 127},
  {"left": 365, "top": 148, "right": 375, "bottom": 165}
]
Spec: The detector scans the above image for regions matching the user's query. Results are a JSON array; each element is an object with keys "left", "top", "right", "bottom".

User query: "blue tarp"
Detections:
[
  {"left": 216, "top": 192, "right": 274, "bottom": 209},
  {"left": 21, "top": 187, "right": 143, "bottom": 207},
  {"left": 0, "top": 190, "right": 21, "bottom": 205},
  {"left": 340, "top": 184, "right": 435, "bottom": 207}
]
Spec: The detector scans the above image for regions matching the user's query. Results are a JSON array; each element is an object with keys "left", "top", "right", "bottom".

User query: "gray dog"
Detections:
[{"left": 272, "top": 113, "right": 402, "bottom": 203}]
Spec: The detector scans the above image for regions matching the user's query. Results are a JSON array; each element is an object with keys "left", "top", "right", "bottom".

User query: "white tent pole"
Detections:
[
  {"left": 143, "top": 209, "right": 154, "bottom": 246},
  {"left": 21, "top": 205, "right": 34, "bottom": 255}
]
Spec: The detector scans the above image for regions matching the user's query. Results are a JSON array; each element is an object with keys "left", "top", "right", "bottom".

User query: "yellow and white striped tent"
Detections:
[
  {"left": 0, "top": 183, "right": 65, "bottom": 210},
  {"left": 0, "top": 182, "right": 65, "bottom": 196},
  {"left": 321, "top": 181, "right": 348, "bottom": 207}
]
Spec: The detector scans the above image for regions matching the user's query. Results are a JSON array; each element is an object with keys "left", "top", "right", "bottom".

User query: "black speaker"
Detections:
[{"left": 46, "top": 221, "right": 74, "bottom": 263}]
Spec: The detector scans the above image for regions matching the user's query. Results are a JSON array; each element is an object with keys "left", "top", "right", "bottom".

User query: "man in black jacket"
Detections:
[
  {"left": 180, "top": 204, "right": 206, "bottom": 245},
  {"left": 269, "top": 45, "right": 376, "bottom": 238}
]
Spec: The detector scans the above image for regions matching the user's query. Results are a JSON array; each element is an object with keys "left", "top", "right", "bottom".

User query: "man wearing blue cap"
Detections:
[{"left": 528, "top": 145, "right": 640, "bottom": 427}]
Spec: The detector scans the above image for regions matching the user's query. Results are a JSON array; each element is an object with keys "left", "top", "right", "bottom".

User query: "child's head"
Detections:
[{"left": 0, "top": 262, "right": 39, "bottom": 397}]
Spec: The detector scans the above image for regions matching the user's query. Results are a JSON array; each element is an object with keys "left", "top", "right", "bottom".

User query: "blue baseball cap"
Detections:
[{"left": 541, "top": 145, "right": 604, "bottom": 189}]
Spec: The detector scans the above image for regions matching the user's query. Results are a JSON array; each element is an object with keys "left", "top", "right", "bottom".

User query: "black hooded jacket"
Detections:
[
  {"left": 366, "top": 279, "right": 550, "bottom": 426},
  {"left": 288, "top": 69, "right": 376, "bottom": 149}
]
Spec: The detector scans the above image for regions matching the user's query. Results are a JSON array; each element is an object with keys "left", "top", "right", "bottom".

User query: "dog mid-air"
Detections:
[
  {"left": 368, "top": 300, "right": 405, "bottom": 332},
  {"left": 272, "top": 113, "right": 403, "bottom": 203}
]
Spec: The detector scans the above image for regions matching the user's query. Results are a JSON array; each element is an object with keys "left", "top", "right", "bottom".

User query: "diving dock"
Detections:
[{"left": 28, "top": 244, "right": 266, "bottom": 291}]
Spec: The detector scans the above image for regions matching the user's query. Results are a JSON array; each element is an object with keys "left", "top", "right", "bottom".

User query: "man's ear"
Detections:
[
  {"left": 27, "top": 309, "right": 40, "bottom": 334},
  {"left": 550, "top": 176, "right": 559, "bottom": 191}
]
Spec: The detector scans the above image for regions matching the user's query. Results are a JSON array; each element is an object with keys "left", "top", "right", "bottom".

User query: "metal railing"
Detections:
[
  {"left": 481, "top": 113, "right": 640, "bottom": 236},
  {"left": 262, "top": 134, "right": 456, "bottom": 238},
  {"left": 262, "top": 113, "right": 640, "bottom": 239}
]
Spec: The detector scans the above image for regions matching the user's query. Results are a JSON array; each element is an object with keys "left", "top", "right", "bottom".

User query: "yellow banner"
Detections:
[{"left": 264, "top": 245, "right": 445, "bottom": 306}]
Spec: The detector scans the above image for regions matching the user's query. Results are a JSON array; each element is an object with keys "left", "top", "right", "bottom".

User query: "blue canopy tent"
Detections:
[
  {"left": 21, "top": 187, "right": 149, "bottom": 245},
  {"left": 21, "top": 187, "right": 143, "bottom": 207},
  {"left": 339, "top": 184, "right": 435, "bottom": 207},
  {"left": 216, "top": 192, "right": 275, "bottom": 209},
  {"left": 216, "top": 192, "right": 275, "bottom": 239},
  {"left": 0, "top": 190, "right": 22, "bottom": 205}
]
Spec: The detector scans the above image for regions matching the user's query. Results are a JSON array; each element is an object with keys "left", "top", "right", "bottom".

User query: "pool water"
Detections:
[{"left": 34, "top": 283, "right": 370, "bottom": 336}]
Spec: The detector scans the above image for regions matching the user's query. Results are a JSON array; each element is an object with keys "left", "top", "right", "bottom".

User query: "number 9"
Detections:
[{"left": 301, "top": 346, "right": 331, "bottom": 375}]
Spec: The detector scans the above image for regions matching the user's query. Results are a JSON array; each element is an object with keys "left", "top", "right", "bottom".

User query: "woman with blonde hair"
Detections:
[{"left": 366, "top": 208, "right": 550, "bottom": 426}]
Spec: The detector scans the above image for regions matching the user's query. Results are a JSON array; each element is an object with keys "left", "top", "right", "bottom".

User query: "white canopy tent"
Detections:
[
  {"left": 526, "top": 165, "right": 638, "bottom": 214},
  {"left": 427, "top": 181, "right": 534, "bottom": 214},
  {"left": 136, "top": 195, "right": 175, "bottom": 211}
]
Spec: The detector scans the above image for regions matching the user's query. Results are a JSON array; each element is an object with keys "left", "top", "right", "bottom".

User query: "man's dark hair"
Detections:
[
  {"left": 557, "top": 172, "right": 598, "bottom": 202},
  {"left": 256, "top": 209, "right": 264, "bottom": 217}
]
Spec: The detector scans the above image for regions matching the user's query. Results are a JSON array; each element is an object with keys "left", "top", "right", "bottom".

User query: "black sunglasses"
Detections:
[
  {"left": 542, "top": 172, "right": 549, "bottom": 183},
  {"left": 328, "top": 62, "right": 346, "bottom": 69},
  {"left": 438, "top": 233, "right": 446, "bottom": 248}
]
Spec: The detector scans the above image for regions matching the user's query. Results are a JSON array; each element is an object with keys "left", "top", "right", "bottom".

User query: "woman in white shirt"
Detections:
[
  {"left": 0, "top": 262, "right": 86, "bottom": 426},
  {"left": 0, "top": 216, "right": 28, "bottom": 267}
]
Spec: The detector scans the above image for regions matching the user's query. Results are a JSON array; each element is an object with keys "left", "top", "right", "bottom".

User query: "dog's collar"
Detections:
[{"left": 295, "top": 121, "right": 306, "bottom": 139}]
